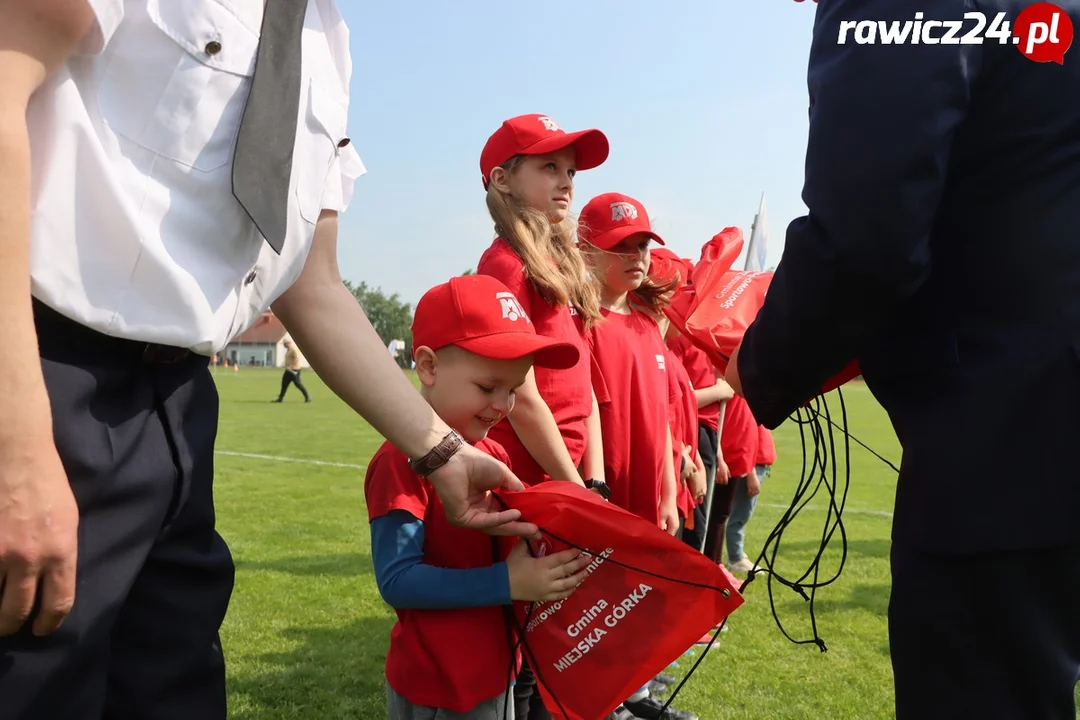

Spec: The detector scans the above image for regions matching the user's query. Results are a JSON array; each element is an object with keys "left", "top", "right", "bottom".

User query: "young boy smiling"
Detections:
[{"left": 365, "top": 274, "right": 592, "bottom": 719}]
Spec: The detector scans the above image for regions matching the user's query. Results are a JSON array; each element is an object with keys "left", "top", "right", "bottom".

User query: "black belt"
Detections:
[
  {"left": 34, "top": 299, "right": 197, "bottom": 366},
  {"left": 141, "top": 343, "right": 192, "bottom": 364}
]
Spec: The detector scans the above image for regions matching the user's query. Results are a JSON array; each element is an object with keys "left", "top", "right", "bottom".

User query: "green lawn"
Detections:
[{"left": 210, "top": 368, "right": 1074, "bottom": 719}]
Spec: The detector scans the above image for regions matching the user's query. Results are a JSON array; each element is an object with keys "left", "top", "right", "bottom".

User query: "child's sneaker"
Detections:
[
  {"left": 728, "top": 556, "right": 759, "bottom": 574},
  {"left": 607, "top": 705, "right": 640, "bottom": 720},
  {"left": 694, "top": 628, "right": 726, "bottom": 648},
  {"left": 718, "top": 561, "right": 745, "bottom": 590},
  {"left": 623, "top": 695, "right": 698, "bottom": 720},
  {"left": 648, "top": 680, "right": 669, "bottom": 696}
]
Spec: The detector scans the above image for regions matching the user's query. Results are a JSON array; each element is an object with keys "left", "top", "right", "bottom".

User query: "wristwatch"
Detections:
[
  {"left": 409, "top": 430, "right": 465, "bottom": 477},
  {"left": 585, "top": 478, "right": 612, "bottom": 500}
]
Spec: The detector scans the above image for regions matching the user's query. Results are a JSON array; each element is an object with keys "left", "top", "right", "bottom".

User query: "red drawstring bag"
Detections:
[
  {"left": 664, "top": 227, "right": 861, "bottom": 396},
  {"left": 494, "top": 482, "right": 744, "bottom": 720}
]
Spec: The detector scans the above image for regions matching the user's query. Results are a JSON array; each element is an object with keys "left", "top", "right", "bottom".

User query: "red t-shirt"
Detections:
[
  {"left": 666, "top": 348, "right": 699, "bottom": 518},
  {"left": 364, "top": 438, "right": 520, "bottom": 712},
  {"left": 757, "top": 425, "right": 777, "bottom": 466},
  {"left": 667, "top": 333, "right": 720, "bottom": 432},
  {"left": 720, "top": 394, "right": 758, "bottom": 479},
  {"left": 585, "top": 307, "right": 671, "bottom": 525},
  {"left": 477, "top": 239, "right": 593, "bottom": 484}
]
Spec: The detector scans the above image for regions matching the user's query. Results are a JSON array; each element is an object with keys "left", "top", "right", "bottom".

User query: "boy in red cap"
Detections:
[{"left": 365, "top": 273, "right": 592, "bottom": 720}]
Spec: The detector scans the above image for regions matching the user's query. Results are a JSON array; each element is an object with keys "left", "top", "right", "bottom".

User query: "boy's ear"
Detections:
[{"left": 414, "top": 346, "right": 439, "bottom": 387}]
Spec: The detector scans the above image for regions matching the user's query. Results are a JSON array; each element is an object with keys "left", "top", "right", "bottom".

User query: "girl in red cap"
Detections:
[
  {"left": 576, "top": 191, "right": 698, "bottom": 720},
  {"left": 575, "top": 192, "right": 680, "bottom": 532},
  {"left": 476, "top": 115, "right": 611, "bottom": 491},
  {"left": 475, "top": 114, "right": 617, "bottom": 720},
  {"left": 648, "top": 250, "right": 709, "bottom": 546}
]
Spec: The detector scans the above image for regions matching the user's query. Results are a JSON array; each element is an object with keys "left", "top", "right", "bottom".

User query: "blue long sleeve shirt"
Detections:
[{"left": 370, "top": 510, "right": 513, "bottom": 609}]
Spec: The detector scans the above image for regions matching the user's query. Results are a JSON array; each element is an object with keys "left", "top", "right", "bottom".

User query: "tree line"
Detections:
[{"left": 344, "top": 270, "right": 474, "bottom": 368}]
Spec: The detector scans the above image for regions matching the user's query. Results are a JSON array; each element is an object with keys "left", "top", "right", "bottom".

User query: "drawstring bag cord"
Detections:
[{"left": 490, "top": 386, "right": 900, "bottom": 718}]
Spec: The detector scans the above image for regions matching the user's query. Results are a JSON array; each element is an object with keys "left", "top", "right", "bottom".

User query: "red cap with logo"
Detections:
[
  {"left": 578, "top": 192, "right": 666, "bottom": 251},
  {"left": 412, "top": 274, "right": 580, "bottom": 370},
  {"left": 480, "top": 113, "right": 609, "bottom": 189}
]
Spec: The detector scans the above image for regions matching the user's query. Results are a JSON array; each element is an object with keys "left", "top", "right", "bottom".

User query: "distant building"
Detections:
[{"left": 221, "top": 311, "right": 308, "bottom": 368}]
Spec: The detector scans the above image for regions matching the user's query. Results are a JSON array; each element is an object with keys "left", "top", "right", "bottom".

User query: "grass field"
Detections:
[{"left": 210, "top": 367, "right": 1074, "bottom": 719}]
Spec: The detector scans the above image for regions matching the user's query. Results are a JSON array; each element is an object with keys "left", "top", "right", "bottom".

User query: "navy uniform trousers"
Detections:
[{"left": 0, "top": 300, "right": 234, "bottom": 719}]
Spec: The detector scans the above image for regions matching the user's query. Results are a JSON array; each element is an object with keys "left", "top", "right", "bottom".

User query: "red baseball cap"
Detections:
[
  {"left": 412, "top": 274, "right": 580, "bottom": 369},
  {"left": 480, "top": 114, "right": 609, "bottom": 189},
  {"left": 578, "top": 192, "right": 666, "bottom": 251}
]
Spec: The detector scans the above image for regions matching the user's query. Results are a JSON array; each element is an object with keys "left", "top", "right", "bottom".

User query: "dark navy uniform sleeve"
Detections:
[{"left": 737, "top": 0, "right": 985, "bottom": 428}]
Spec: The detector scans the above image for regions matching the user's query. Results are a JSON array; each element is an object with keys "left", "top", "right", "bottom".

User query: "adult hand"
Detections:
[
  {"left": 0, "top": 436, "right": 79, "bottom": 637},
  {"left": 427, "top": 443, "right": 539, "bottom": 537}
]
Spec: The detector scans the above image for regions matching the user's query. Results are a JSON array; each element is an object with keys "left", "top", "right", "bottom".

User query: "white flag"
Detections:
[{"left": 745, "top": 192, "right": 769, "bottom": 272}]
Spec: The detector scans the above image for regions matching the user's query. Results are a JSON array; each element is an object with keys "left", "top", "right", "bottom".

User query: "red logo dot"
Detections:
[{"left": 1014, "top": 2, "right": 1074, "bottom": 64}]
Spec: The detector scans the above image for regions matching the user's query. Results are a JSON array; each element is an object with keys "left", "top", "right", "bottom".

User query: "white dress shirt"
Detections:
[{"left": 27, "top": 0, "right": 366, "bottom": 355}]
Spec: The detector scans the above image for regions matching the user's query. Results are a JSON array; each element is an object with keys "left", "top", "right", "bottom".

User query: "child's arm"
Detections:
[
  {"left": 679, "top": 443, "right": 695, "bottom": 483},
  {"left": 507, "top": 369, "right": 585, "bottom": 486},
  {"left": 716, "top": 400, "right": 730, "bottom": 484},
  {"left": 689, "top": 448, "right": 707, "bottom": 502},
  {"left": 371, "top": 510, "right": 511, "bottom": 609},
  {"left": 660, "top": 428, "right": 680, "bottom": 536},
  {"left": 582, "top": 389, "right": 605, "bottom": 485},
  {"left": 371, "top": 510, "right": 590, "bottom": 608},
  {"left": 694, "top": 381, "right": 733, "bottom": 408}
]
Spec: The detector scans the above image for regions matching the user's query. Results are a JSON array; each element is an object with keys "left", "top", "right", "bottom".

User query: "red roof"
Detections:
[{"left": 232, "top": 311, "right": 288, "bottom": 344}]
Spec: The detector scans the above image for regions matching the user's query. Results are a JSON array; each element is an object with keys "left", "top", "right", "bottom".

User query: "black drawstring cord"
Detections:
[
  {"left": 489, "top": 384, "right": 900, "bottom": 718},
  {"left": 822, "top": 412, "right": 900, "bottom": 474},
  {"left": 494, "top": 536, "right": 574, "bottom": 720},
  {"left": 490, "top": 497, "right": 738, "bottom": 719},
  {"left": 659, "top": 387, "right": 858, "bottom": 714}
]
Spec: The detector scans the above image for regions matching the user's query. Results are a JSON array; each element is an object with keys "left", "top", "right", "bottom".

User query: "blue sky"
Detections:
[{"left": 336, "top": 1, "right": 819, "bottom": 306}]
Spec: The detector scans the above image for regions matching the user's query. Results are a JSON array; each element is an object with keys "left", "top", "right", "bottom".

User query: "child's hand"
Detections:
[
  {"left": 716, "top": 457, "right": 731, "bottom": 485},
  {"left": 506, "top": 540, "right": 591, "bottom": 603},
  {"left": 680, "top": 451, "right": 696, "bottom": 483},
  {"left": 688, "top": 464, "right": 707, "bottom": 503},
  {"left": 747, "top": 471, "right": 762, "bottom": 498},
  {"left": 659, "top": 500, "right": 680, "bottom": 537}
]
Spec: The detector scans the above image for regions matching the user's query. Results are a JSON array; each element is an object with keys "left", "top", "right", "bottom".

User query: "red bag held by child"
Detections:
[{"left": 494, "top": 482, "right": 744, "bottom": 720}]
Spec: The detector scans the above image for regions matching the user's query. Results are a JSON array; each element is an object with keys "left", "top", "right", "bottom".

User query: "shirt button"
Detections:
[
  {"left": 337, "top": 137, "right": 351, "bottom": 148},
  {"left": 245, "top": 269, "right": 257, "bottom": 285},
  {"left": 205, "top": 40, "right": 222, "bottom": 55}
]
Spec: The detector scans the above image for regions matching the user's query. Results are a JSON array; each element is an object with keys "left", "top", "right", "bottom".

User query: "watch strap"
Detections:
[
  {"left": 585, "top": 478, "right": 612, "bottom": 500},
  {"left": 409, "top": 430, "right": 465, "bottom": 477}
]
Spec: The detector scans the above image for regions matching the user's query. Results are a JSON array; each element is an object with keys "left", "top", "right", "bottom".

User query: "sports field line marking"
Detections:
[
  {"left": 216, "top": 451, "right": 895, "bottom": 518},
  {"left": 215, "top": 450, "right": 367, "bottom": 471},
  {"left": 761, "top": 502, "right": 893, "bottom": 519}
]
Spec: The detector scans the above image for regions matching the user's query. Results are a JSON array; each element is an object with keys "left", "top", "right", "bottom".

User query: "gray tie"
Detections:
[{"left": 232, "top": 0, "right": 311, "bottom": 255}]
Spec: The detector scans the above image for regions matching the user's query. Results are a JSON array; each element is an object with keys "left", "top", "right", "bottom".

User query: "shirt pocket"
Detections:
[
  {"left": 97, "top": 0, "right": 259, "bottom": 172},
  {"left": 293, "top": 80, "right": 349, "bottom": 225}
]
